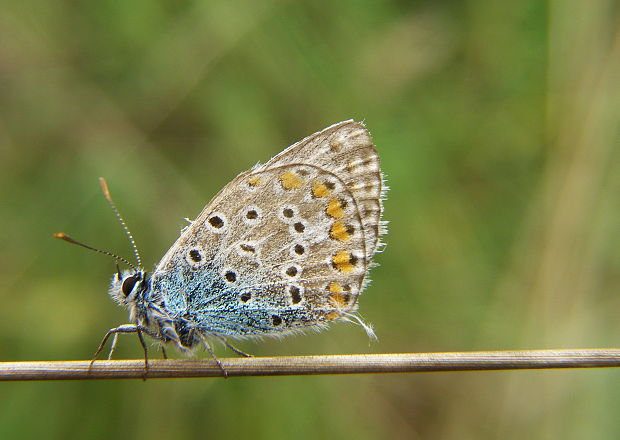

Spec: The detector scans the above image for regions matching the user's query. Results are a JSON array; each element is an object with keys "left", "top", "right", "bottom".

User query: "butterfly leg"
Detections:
[
  {"left": 90, "top": 324, "right": 140, "bottom": 369},
  {"left": 90, "top": 324, "right": 163, "bottom": 378},
  {"left": 213, "top": 334, "right": 253, "bottom": 358},
  {"left": 107, "top": 333, "right": 120, "bottom": 359},
  {"left": 201, "top": 337, "right": 228, "bottom": 378},
  {"left": 136, "top": 327, "right": 150, "bottom": 379}
]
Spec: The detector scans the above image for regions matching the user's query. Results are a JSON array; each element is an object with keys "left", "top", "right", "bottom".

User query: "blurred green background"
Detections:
[{"left": 1, "top": 1, "right": 619, "bottom": 438}]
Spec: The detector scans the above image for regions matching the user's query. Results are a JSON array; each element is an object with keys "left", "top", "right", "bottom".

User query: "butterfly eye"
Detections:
[{"left": 121, "top": 275, "right": 140, "bottom": 297}]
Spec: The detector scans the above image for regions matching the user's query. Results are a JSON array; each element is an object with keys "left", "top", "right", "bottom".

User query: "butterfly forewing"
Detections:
[{"left": 151, "top": 120, "right": 385, "bottom": 336}]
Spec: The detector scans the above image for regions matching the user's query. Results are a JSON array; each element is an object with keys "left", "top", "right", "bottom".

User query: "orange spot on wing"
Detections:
[
  {"left": 330, "top": 221, "right": 353, "bottom": 242},
  {"left": 328, "top": 282, "right": 343, "bottom": 293},
  {"left": 332, "top": 250, "right": 357, "bottom": 273},
  {"left": 326, "top": 198, "right": 344, "bottom": 219},
  {"left": 328, "top": 282, "right": 351, "bottom": 308},
  {"left": 248, "top": 176, "right": 262, "bottom": 187},
  {"left": 325, "top": 311, "right": 341, "bottom": 321},
  {"left": 280, "top": 171, "right": 302, "bottom": 190},
  {"left": 312, "top": 181, "right": 331, "bottom": 198},
  {"left": 329, "top": 293, "right": 348, "bottom": 308}
]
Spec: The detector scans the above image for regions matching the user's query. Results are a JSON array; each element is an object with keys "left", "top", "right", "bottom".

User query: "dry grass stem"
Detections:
[{"left": 1, "top": 349, "right": 619, "bottom": 381}]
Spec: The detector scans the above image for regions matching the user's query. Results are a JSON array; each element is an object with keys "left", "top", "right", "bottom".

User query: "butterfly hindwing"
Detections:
[{"left": 151, "top": 121, "right": 385, "bottom": 337}]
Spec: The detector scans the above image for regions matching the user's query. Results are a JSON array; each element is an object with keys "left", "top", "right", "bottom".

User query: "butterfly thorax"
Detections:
[{"left": 109, "top": 270, "right": 200, "bottom": 349}]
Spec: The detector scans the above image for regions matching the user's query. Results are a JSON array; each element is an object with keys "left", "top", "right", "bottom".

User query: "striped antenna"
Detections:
[
  {"left": 53, "top": 232, "right": 138, "bottom": 272},
  {"left": 98, "top": 177, "right": 143, "bottom": 269}
]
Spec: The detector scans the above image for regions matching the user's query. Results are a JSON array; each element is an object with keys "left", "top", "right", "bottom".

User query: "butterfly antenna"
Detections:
[
  {"left": 53, "top": 232, "right": 138, "bottom": 271},
  {"left": 99, "top": 177, "right": 143, "bottom": 269}
]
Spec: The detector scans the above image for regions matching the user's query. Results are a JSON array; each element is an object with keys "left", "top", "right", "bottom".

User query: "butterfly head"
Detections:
[{"left": 109, "top": 269, "right": 148, "bottom": 307}]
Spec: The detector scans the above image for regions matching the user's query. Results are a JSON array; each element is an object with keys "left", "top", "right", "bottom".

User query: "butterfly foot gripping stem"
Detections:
[{"left": 89, "top": 324, "right": 156, "bottom": 379}]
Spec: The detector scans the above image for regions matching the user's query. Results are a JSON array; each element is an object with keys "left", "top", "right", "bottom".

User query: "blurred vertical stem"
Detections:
[{"left": 495, "top": 1, "right": 620, "bottom": 438}]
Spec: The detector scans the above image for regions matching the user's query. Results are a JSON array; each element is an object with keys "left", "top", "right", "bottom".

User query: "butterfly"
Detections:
[{"left": 56, "top": 120, "right": 386, "bottom": 373}]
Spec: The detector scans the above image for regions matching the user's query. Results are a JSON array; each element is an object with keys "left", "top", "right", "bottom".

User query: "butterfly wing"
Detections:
[{"left": 151, "top": 120, "right": 386, "bottom": 337}]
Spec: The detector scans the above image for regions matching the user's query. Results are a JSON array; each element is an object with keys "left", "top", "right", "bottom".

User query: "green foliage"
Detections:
[{"left": 1, "top": 1, "right": 619, "bottom": 438}]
